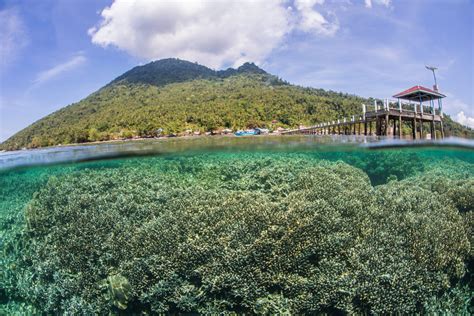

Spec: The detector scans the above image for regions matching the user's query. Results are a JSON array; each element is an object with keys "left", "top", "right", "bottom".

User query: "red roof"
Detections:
[{"left": 393, "top": 85, "right": 446, "bottom": 101}]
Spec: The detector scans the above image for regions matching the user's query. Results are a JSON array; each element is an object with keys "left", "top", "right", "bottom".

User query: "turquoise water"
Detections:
[{"left": 1, "top": 136, "right": 473, "bottom": 314}]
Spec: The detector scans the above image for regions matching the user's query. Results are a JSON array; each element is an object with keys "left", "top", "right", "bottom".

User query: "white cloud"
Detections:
[
  {"left": 0, "top": 8, "right": 28, "bottom": 69},
  {"left": 442, "top": 93, "right": 474, "bottom": 128},
  {"left": 294, "top": 0, "right": 339, "bottom": 36},
  {"left": 365, "top": 0, "right": 391, "bottom": 9},
  {"left": 455, "top": 111, "right": 474, "bottom": 129},
  {"left": 89, "top": 0, "right": 338, "bottom": 68},
  {"left": 34, "top": 54, "right": 86, "bottom": 85}
]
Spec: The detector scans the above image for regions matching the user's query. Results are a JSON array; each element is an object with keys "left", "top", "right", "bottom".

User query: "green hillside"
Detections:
[{"left": 1, "top": 58, "right": 472, "bottom": 150}]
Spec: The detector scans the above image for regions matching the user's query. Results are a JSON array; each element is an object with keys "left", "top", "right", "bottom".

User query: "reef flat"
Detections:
[{"left": 1, "top": 148, "right": 473, "bottom": 314}]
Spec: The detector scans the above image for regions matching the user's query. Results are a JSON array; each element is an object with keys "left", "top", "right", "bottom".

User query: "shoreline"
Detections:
[
  {"left": 1, "top": 133, "right": 474, "bottom": 154},
  {"left": 0, "top": 134, "right": 219, "bottom": 153},
  {"left": 0, "top": 133, "right": 282, "bottom": 153}
]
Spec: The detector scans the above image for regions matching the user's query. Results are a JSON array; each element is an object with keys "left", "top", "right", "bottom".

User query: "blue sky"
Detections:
[{"left": 0, "top": 0, "right": 472, "bottom": 142}]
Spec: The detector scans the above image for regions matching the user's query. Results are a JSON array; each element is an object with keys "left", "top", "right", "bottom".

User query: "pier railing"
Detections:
[
  {"left": 281, "top": 98, "right": 444, "bottom": 139},
  {"left": 366, "top": 99, "right": 441, "bottom": 116}
]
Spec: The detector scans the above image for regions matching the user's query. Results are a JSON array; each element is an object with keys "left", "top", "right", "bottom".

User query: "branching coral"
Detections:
[{"left": 2, "top": 151, "right": 472, "bottom": 314}]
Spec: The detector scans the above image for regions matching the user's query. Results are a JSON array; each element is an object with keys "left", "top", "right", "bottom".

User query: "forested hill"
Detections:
[{"left": 1, "top": 58, "right": 473, "bottom": 150}]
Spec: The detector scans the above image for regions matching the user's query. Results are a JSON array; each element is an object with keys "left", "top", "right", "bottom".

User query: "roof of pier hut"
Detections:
[{"left": 392, "top": 85, "right": 446, "bottom": 102}]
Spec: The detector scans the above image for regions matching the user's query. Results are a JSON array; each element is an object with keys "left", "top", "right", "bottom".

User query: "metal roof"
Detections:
[{"left": 393, "top": 85, "right": 446, "bottom": 102}]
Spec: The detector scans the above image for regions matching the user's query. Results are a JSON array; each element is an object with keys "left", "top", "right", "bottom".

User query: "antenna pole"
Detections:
[
  {"left": 431, "top": 69, "right": 437, "bottom": 87},
  {"left": 425, "top": 65, "right": 439, "bottom": 91}
]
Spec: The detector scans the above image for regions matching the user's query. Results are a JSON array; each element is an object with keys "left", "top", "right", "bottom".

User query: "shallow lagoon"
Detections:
[{"left": 1, "top": 136, "right": 473, "bottom": 314}]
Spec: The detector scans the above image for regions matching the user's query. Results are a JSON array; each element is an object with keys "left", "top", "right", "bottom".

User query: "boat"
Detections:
[
  {"left": 255, "top": 128, "right": 269, "bottom": 134},
  {"left": 234, "top": 129, "right": 259, "bottom": 136}
]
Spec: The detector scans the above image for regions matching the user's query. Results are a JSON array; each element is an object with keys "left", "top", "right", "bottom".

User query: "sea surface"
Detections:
[{"left": 1, "top": 136, "right": 473, "bottom": 314}]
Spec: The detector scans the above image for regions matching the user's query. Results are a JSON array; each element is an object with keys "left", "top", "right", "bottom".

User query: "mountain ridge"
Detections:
[{"left": 109, "top": 58, "right": 271, "bottom": 87}]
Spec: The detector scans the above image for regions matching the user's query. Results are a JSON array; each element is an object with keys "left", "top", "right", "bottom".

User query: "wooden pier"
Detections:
[{"left": 282, "top": 85, "right": 446, "bottom": 139}]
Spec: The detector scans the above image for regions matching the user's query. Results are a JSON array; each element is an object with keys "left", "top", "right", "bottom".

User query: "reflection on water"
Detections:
[
  {"left": 1, "top": 135, "right": 472, "bottom": 171},
  {"left": 0, "top": 136, "right": 473, "bottom": 314}
]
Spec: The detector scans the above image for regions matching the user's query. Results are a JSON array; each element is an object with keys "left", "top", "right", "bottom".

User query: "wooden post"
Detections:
[
  {"left": 398, "top": 116, "right": 402, "bottom": 138},
  {"left": 439, "top": 98, "right": 443, "bottom": 118},
  {"left": 362, "top": 104, "right": 366, "bottom": 136},
  {"left": 369, "top": 121, "right": 372, "bottom": 135},
  {"left": 430, "top": 120, "right": 435, "bottom": 140},
  {"left": 440, "top": 120, "right": 444, "bottom": 138},
  {"left": 420, "top": 120, "right": 423, "bottom": 139},
  {"left": 393, "top": 119, "right": 396, "bottom": 137},
  {"left": 412, "top": 118, "right": 417, "bottom": 139},
  {"left": 384, "top": 114, "right": 389, "bottom": 136}
]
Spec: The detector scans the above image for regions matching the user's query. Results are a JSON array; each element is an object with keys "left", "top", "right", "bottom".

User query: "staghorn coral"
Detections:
[{"left": 2, "top": 151, "right": 472, "bottom": 314}]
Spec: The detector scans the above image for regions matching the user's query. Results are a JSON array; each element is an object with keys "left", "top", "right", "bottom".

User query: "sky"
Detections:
[{"left": 0, "top": 0, "right": 473, "bottom": 142}]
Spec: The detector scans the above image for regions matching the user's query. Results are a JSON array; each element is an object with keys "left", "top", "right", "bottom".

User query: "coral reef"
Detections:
[{"left": 1, "top": 150, "right": 472, "bottom": 314}]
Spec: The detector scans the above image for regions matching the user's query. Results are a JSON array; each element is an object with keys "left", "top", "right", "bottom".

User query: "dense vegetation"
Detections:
[
  {"left": 1, "top": 149, "right": 473, "bottom": 314},
  {"left": 0, "top": 75, "right": 364, "bottom": 150},
  {"left": 110, "top": 58, "right": 268, "bottom": 87},
  {"left": 2, "top": 58, "right": 471, "bottom": 150}
]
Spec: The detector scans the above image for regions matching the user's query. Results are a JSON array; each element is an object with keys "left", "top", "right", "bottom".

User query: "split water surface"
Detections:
[{"left": 1, "top": 136, "right": 473, "bottom": 314}]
